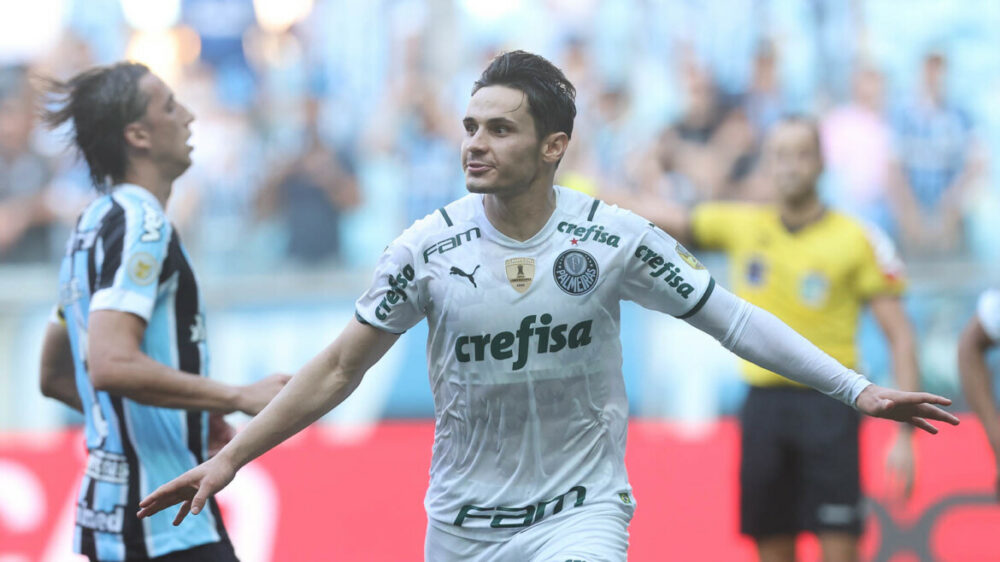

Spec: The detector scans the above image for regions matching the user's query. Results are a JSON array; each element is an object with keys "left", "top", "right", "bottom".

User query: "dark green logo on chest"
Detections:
[
  {"left": 454, "top": 313, "right": 593, "bottom": 370},
  {"left": 423, "top": 227, "right": 481, "bottom": 263},
  {"left": 557, "top": 221, "right": 620, "bottom": 247}
]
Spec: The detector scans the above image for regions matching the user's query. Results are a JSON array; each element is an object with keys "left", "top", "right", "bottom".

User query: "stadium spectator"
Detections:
[
  {"left": 889, "top": 52, "right": 982, "bottom": 256},
  {"left": 0, "top": 66, "right": 58, "bottom": 263},
  {"left": 821, "top": 64, "right": 896, "bottom": 234},
  {"left": 256, "top": 96, "right": 360, "bottom": 264}
]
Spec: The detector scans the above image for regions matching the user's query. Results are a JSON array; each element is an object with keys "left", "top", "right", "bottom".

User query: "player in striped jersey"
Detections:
[
  {"left": 137, "top": 52, "right": 958, "bottom": 561},
  {"left": 37, "top": 62, "right": 289, "bottom": 561},
  {"left": 958, "top": 289, "right": 1000, "bottom": 500}
]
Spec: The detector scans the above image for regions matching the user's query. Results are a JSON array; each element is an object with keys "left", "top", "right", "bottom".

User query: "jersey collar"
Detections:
[
  {"left": 474, "top": 185, "right": 566, "bottom": 248},
  {"left": 112, "top": 183, "right": 165, "bottom": 213}
]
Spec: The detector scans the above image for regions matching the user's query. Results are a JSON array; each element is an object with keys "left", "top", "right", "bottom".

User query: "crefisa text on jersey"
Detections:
[
  {"left": 633, "top": 245, "right": 696, "bottom": 298},
  {"left": 423, "top": 226, "right": 482, "bottom": 263},
  {"left": 557, "top": 222, "right": 620, "bottom": 247},
  {"left": 454, "top": 313, "right": 593, "bottom": 370},
  {"left": 375, "top": 264, "right": 416, "bottom": 320}
]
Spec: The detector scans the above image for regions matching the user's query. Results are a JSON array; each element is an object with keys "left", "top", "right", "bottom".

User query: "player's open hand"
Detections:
[
  {"left": 855, "top": 384, "right": 960, "bottom": 433},
  {"left": 137, "top": 456, "right": 235, "bottom": 526},
  {"left": 236, "top": 373, "right": 292, "bottom": 415}
]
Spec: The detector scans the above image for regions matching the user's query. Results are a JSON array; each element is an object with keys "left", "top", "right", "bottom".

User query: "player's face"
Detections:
[
  {"left": 461, "top": 85, "right": 545, "bottom": 195},
  {"left": 764, "top": 121, "right": 822, "bottom": 204},
  {"left": 135, "top": 73, "right": 195, "bottom": 179}
]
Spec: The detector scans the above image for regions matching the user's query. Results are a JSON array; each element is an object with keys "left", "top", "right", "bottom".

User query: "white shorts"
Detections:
[{"left": 424, "top": 502, "right": 632, "bottom": 562}]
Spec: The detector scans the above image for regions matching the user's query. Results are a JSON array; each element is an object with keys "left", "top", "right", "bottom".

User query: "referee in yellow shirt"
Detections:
[{"left": 623, "top": 115, "right": 920, "bottom": 562}]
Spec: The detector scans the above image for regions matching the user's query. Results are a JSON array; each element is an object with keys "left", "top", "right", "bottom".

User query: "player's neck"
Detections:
[
  {"left": 122, "top": 163, "right": 173, "bottom": 208},
  {"left": 483, "top": 184, "right": 557, "bottom": 242},
  {"left": 779, "top": 192, "right": 825, "bottom": 232}
]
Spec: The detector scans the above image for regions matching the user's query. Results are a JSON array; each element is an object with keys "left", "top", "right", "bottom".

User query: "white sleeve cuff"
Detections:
[{"left": 90, "top": 288, "right": 154, "bottom": 321}]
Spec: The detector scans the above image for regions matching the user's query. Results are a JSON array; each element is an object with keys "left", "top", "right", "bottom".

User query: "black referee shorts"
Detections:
[{"left": 739, "top": 385, "right": 863, "bottom": 539}]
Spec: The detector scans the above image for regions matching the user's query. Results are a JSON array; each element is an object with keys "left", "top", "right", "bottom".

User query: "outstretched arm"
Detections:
[
  {"left": 685, "top": 284, "right": 958, "bottom": 431},
  {"left": 958, "top": 315, "right": 1000, "bottom": 498},
  {"left": 88, "top": 310, "right": 289, "bottom": 414},
  {"left": 138, "top": 317, "right": 399, "bottom": 523}
]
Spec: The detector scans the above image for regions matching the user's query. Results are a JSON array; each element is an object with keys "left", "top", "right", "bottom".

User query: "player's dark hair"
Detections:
[
  {"left": 41, "top": 62, "right": 151, "bottom": 193},
  {"left": 473, "top": 50, "right": 577, "bottom": 140}
]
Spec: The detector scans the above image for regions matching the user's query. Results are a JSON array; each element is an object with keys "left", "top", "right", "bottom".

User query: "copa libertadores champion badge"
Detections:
[
  {"left": 552, "top": 249, "right": 599, "bottom": 295},
  {"left": 505, "top": 257, "right": 535, "bottom": 293}
]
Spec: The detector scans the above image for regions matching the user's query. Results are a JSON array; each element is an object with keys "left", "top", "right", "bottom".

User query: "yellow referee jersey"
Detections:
[{"left": 692, "top": 202, "right": 906, "bottom": 387}]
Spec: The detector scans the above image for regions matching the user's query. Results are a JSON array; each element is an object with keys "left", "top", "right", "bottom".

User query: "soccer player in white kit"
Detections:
[
  {"left": 959, "top": 288, "right": 1000, "bottom": 500},
  {"left": 138, "top": 51, "right": 959, "bottom": 561}
]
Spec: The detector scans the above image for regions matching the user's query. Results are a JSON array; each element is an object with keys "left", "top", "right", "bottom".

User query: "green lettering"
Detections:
[
  {"left": 491, "top": 506, "right": 535, "bottom": 528},
  {"left": 470, "top": 334, "right": 491, "bottom": 361},
  {"left": 549, "top": 325, "right": 567, "bottom": 352},
  {"left": 455, "top": 336, "right": 471, "bottom": 362},
  {"left": 454, "top": 505, "right": 493, "bottom": 527},
  {"left": 678, "top": 284, "right": 694, "bottom": 299},
  {"left": 491, "top": 331, "right": 514, "bottom": 360},
  {"left": 568, "top": 321, "right": 593, "bottom": 348}
]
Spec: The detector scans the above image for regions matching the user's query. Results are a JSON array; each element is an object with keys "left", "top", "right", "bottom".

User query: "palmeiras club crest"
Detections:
[{"left": 552, "top": 249, "right": 599, "bottom": 295}]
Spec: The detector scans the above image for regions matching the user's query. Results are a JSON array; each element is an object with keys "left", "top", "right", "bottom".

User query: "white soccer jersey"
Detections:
[
  {"left": 355, "top": 185, "right": 713, "bottom": 535},
  {"left": 977, "top": 289, "right": 1000, "bottom": 342}
]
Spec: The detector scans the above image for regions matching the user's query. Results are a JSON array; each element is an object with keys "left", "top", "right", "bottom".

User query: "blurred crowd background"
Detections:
[{"left": 2, "top": 0, "right": 1000, "bottom": 431}]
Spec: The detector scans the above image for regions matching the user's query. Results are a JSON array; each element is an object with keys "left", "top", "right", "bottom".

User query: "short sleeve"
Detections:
[
  {"left": 690, "top": 203, "right": 744, "bottom": 250},
  {"left": 621, "top": 221, "right": 715, "bottom": 318},
  {"left": 89, "top": 198, "right": 171, "bottom": 322},
  {"left": 977, "top": 289, "right": 1000, "bottom": 342},
  {"left": 854, "top": 221, "right": 906, "bottom": 299},
  {"left": 355, "top": 240, "right": 426, "bottom": 334}
]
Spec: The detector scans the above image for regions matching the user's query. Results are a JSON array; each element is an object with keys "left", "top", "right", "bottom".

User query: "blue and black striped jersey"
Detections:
[{"left": 57, "top": 184, "right": 228, "bottom": 560}]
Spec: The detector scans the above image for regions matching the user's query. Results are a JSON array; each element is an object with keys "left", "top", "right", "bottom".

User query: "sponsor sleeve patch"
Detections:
[
  {"left": 127, "top": 252, "right": 159, "bottom": 286},
  {"left": 675, "top": 242, "right": 705, "bottom": 270}
]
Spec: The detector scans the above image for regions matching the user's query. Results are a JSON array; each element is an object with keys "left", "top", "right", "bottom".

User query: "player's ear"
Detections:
[
  {"left": 540, "top": 132, "right": 569, "bottom": 165},
  {"left": 124, "top": 121, "right": 151, "bottom": 151}
]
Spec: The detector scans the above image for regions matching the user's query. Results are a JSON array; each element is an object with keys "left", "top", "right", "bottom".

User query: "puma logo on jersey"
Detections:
[
  {"left": 449, "top": 265, "right": 480, "bottom": 287},
  {"left": 454, "top": 313, "right": 593, "bottom": 370},
  {"left": 140, "top": 202, "right": 164, "bottom": 242}
]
